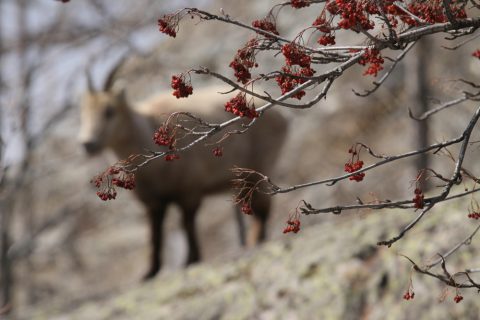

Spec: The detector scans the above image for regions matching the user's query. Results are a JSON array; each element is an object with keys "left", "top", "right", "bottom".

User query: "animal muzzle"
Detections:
[{"left": 82, "top": 141, "right": 102, "bottom": 155}]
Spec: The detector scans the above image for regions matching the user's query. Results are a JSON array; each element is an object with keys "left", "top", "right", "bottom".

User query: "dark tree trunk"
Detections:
[{"left": 408, "top": 38, "right": 431, "bottom": 189}]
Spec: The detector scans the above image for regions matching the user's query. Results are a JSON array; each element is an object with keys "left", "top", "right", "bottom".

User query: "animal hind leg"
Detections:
[
  {"left": 143, "top": 202, "right": 167, "bottom": 281},
  {"left": 246, "top": 192, "right": 271, "bottom": 247}
]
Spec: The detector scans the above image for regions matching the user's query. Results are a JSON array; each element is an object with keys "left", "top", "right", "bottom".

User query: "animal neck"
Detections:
[{"left": 110, "top": 107, "right": 156, "bottom": 160}]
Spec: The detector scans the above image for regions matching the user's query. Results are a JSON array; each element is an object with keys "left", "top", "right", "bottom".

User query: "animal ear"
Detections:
[
  {"left": 103, "top": 54, "right": 129, "bottom": 91},
  {"left": 117, "top": 87, "right": 127, "bottom": 103},
  {"left": 113, "top": 84, "right": 128, "bottom": 109}
]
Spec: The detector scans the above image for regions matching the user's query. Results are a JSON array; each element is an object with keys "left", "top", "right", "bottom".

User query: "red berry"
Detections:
[
  {"left": 344, "top": 159, "right": 365, "bottom": 182},
  {"left": 153, "top": 126, "right": 175, "bottom": 148},
  {"left": 171, "top": 75, "right": 193, "bottom": 98},
  {"left": 213, "top": 147, "right": 223, "bottom": 157},
  {"left": 252, "top": 16, "right": 279, "bottom": 37},
  {"left": 403, "top": 291, "right": 414, "bottom": 300},
  {"left": 290, "top": 0, "right": 310, "bottom": 8},
  {"left": 158, "top": 15, "right": 178, "bottom": 38},
  {"left": 224, "top": 93, "right": 258, "bottom": 119},
  {"left": 283, "top": 218, "right": 301, "bottom": 234},
  {"left": 241, "top": 202, "right": 253, "bottom": 215},
  {"left": 281, "top": 43, "right": 311, "bottom": 68},
  {"left": 413, "top": 188, "right": 424, "bottom": 209},
  {"left": 275, "top": 66, "right": 314, "bottom": 100},
  {"left": 165, "top": 154, "right": 180, "bottom": 162},
  {"left": 318, "top": 35, "right": 336, "bottom": 46},
  {"left": 229, "top": 39, "right": 258, "bottom": 84}
]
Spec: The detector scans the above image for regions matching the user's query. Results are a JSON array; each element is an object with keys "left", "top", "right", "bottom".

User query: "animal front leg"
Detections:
[
  {"left": 179, "top": 198, "right": 202, "bottom": 266},
  {"left": 143, "top": 203, "right": 167, "bottom": 281}
]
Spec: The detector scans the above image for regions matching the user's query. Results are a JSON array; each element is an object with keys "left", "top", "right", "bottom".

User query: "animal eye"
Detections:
[{"left": 104, "top": 106, "right": 115, "bottom": 119}]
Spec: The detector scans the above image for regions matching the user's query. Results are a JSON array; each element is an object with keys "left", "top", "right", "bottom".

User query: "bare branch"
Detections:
[
  {"left": 353, "top": 41, "right": 415, "bottom": 97},
  {"left": 408, "top": 93, "right": 477, "bottom": 120},
  {"left": 426, "top": 224, "right": 480, "bottom": 269}
]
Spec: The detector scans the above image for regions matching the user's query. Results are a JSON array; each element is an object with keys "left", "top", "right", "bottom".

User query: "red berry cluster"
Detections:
[
  {"left": 358, "top": 48, "right": 384, "bottom": 77},
  {"left": 329, "top": 0, "right": 465, "bottom": 30},
  {"left": 283, "top": 218, "right": 301, "bottom": 234},
  {"left": 403, "top": 290, "right": 415, "bottom": 301},
  {"left": 96, "top": 189, "right": 117, "bottom": 201},
  {"left": 467, "top": 212, "right": 480, "bottom": 219},
  {"left": 281, "top": 43, "right": 311, "bottom": 68},
  {"left": 153, "top": 125, "right": 175, "bottom": 148},
  {"left": 313, "top": 12, "right": 336, "bottom": 46},
  {"left": 241, "top": 201, "right": 253, "bottom": 215},
  {"left": 165, "top": 154, "right": 180, "bottom": 162},
  {"left": 229, "top": 39, "right": 258, "bottom": 84},
  {"left": 171, "top": 74, "right": 193, "bottom": 99},
  {"left": 111, "top": 173, "right": 135, "bottom": 190},
  {"left": 290, "top": 0, "right": 310, "bottom": 8},
  {"left": 224, "top": 93, "right": 259, "bottom": 119},
  {"left": 212, "top": 146, "right": 223, "bottom": 157},
  {"left": 158, "top": 14, "right": 178, "bottom": 38},
  {"left": 305, "top": 0, "right": 468, "bottom": 49},
  {"left": 92, "top": 166, "right": 118, "bottom": 189},
  {"left": 328, "top": 0, "right": 375, "bottom": 30},
  {"left": 275, "top": 66, "right": 315, "bottom": 100},
  {"left": 318, "top": 35, "right": 336, "bottom": 46},
  {"left": 473, "top": 50, "right": 480, "bottom": 59},
  {"left": 312, "top": 13, "right": 331, "bottom": 32},
  {"left": 283, "top": 207, "right": 302, "bottom": 234},
  {"left": 252, "top": 15, "right": 279, "bottom": 38},
  {"left": 92, "top": 166, "right": 135, "bottom": 201},
  {"left": 229, "top": 60, "right": 252, "bottom": 84},
  {"left": 344, "top": 145, "right": 365, "bottom": 182},
  {"left": 413, "top": 187, "right": 424, "bottom": 209},
  {"left": 454, "top": 294, "right": 464, "bottom": 303},
  {"left": 344, "top": 160, "right": 365, "bottom": 182},
  {"left": 406, "top": 1, "right": 466, "bottom": 25}
]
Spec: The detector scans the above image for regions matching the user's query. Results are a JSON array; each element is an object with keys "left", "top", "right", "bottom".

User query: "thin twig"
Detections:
[
  {"left": 353, "top": 41, "right": 416, "bottom": 97},
  {"left": 426, "top": 224, "right": 480, "bottom": 269}
]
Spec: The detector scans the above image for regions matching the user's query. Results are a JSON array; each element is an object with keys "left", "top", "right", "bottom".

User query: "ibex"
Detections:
[{"left": 78, "top": 60, "right": 287, "bottom": 279}]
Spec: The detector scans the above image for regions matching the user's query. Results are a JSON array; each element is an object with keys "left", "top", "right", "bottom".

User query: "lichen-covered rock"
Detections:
[{"left": 31, "top": 202, "right": 480, "bottom": 320}]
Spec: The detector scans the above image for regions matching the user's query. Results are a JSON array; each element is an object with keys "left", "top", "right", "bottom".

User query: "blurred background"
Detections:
[{"left": 1, "top": 0, "right": 480, "bottom": 319}]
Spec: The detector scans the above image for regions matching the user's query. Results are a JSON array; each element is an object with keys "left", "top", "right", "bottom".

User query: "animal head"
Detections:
[{"left": 78, "top": 57, "right": 129, "bottom": 155}]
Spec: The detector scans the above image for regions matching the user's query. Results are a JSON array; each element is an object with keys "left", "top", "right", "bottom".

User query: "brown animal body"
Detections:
[{"left": 79, "top": 71, "right": 287, "bottom": 279}]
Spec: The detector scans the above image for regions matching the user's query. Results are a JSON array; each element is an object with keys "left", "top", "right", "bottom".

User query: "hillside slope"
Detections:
[{"left": 31, "top": 203, "right": 480, "bottom": 320}]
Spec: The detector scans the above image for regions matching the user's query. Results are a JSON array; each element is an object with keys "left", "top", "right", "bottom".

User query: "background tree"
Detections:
[{"left": 0, "top": 0, "right": 173, "bottom": 314}]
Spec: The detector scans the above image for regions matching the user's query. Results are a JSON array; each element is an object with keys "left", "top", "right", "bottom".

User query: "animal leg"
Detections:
[
  {"left": 235, "top": 206, "right": 247, "bottom": 246},
  {"left": 246, "top": 192, "right": 271, "bottom": 247},
  {"left": 143, "top": 203, "right": 167, "bottom": 281},
  {"left": 179, "top": 198, "right": 202, "bottom": 266}
]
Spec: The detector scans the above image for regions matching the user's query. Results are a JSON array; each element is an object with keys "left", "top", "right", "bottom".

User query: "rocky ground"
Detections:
[{"left": 26, "top": 201, "right": 480, "bottom": 320}]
